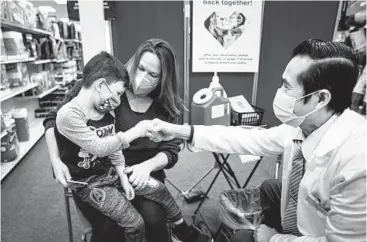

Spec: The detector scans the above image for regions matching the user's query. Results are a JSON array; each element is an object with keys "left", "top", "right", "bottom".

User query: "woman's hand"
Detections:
[
  {"left": 124, "top": 163, "right": 151, "bottom": 190},
  {"left": 52, "top": 158, "right": 72, "bottom": 188}
]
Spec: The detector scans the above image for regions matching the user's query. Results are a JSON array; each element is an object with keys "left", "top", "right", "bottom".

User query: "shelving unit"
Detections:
[
  {"left": 1, "top": 57, "right": 36, "bottom": 65},
  {"left": 0, "top": 83, "right": 39, "bottom": 102},
  {"left": 1, "top": 118, "right": 45, "bottom": 182},
  {"left": 0, "top": 19, "right": 51, "bottom": 36},
  {"left": 19, "top": 85, "right": 60, "bottom": 100},
  {"left": 1, "top": 14, "right": 83, "bottom": 182}
]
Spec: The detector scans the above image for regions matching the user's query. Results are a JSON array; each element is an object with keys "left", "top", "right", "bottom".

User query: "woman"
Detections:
[
  {"left": 204, "top": 12, "right": 224, "bottom": 46},
  {"left": 44, "top": 39, "right": 184, "bottom": 242}
]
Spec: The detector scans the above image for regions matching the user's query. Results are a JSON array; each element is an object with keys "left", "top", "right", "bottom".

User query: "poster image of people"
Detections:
[
  {"left": 204, "top": 11, "right": 246, "bottom": 49},
  {"left": 193, "top": 0, "right": 263, "bottom": 73}
]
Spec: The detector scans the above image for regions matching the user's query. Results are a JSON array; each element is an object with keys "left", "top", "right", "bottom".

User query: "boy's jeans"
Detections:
[{"left": 73, "top": 167, "right": 182, "bottom": 242}]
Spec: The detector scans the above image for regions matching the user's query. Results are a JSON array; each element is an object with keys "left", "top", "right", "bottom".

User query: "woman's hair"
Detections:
[
  {"left": 125, "top": 38, "right": 184, "bottom": 118},
  {"left": 237, "top": 13, "right": 246, "bottom": 27},
  {"left": 204, "top": 12, "right": 216, "bottom": 30}
]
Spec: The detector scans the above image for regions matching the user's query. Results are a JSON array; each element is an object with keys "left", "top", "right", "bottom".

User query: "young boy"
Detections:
[{"left": 55, "top": 52, "right": 209, "bottom": 242}]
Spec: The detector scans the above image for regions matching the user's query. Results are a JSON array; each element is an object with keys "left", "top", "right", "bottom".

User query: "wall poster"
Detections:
[{"left": 192, "top": 0, "right": 263, "bottom": 73}]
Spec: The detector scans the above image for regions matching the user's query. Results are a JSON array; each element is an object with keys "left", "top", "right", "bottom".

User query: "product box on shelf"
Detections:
[
  {"left": 7, "top": 0, "right": 25, "bottom": 25},
  {"left": 0, "top": 32, "right": 7, "bottom": 61},
  {"left": 1, "top": 65, "right": 9, "bottom": 91},
  {"left": 39, "top": 37, "right": 54, "bottom": 60},
  {"left": 34, "top": 107, "right": 55, "bottom": 118},
  {"left": 12, "top": 108, "right": 30, "bottom": 142},
  {"left": 36, "top": 7, "right": 51, "bottom": 31},
  {"left": 22, "top": 0, "right": 37, "bottom": 28},
  {"left": 2, "top": 31, "right": 29, "bottom": 58},
  {"left": 23, "top": 34, "right": 38, "bottom": 59},
  {"left": 1, "top": 130, "right": 20, "bottom": 163},
  {"left": 5, "top": 62, "right": 30, "bottom": 88},
  {"left": 53, "top": 60, "right": 77, "bottom": 85},
  {"left": 1, "top": 1, "right": 10, "bottom": 21}
]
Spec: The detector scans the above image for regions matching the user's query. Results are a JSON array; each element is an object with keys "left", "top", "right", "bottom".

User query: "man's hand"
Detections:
[
  {"left": 148, "top": 118, "right": 176, "bottom": 142},
  {"left": 121, "top": 180, "right": 135, "bottom": 200},
  {"left": 255, "top": 224, "right": 278, "bottom": 242},
  {"left": 124, "top": 163, "right": 151, "bottom": 190},
  {"left": 52, "top": 159, "right": 72, "bottom": 188}
]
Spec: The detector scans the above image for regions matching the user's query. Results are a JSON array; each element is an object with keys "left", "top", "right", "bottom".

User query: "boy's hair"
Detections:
[{"left": 82, "top": 51, "right": 130, "bottom": 88}]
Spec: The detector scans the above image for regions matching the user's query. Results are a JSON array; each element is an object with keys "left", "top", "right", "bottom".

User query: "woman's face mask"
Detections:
[
  {"left": 273, "top": 88, "right": 325, "bottom": 128},
  {"left": 132, "top": 72, "right": 159, "bottom": 97}
]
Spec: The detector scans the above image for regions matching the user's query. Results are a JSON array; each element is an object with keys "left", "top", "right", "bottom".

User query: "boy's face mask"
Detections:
[
  {"left": 132, "top": 73, "right": 159, "bottom": 97},
  {"left": 97, "top": 81, "right": 122, "bottom": 113},
  {"left": 273, "top": 88, "right": 326, "bottom": 128}
]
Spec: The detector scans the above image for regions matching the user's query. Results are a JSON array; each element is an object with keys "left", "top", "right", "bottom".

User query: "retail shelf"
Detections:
[
  {"left": 33, "top": 59, "right": 53, "bottom": 65},
  {"left": 1, "top": 57, "right": 36, "bottom": 65},
  {"left": 1, "top": 118, "right": 44, "bottom": 182},
  {"left": 1, "top": 19, "right": 52, "bottom": 36},
  {"left": 0, "top": 83, "right": 39, "bottom": 102},
  {"left": 37, "top": 85, "right": 60, "bottom": 99},
  {"left": 18, "top": 85, "right": 60, "bottom": 100},
  {"left": 1, "top": 130, "right": 7, "bottom": 139},
  {"left": 65, "top": 39, "right": 82, "bottom": 43},
  {"left": 53, "top": 59, "right": 68, "bottom": 63}
]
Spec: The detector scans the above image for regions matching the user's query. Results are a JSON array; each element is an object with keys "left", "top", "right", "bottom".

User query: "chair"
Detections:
[{"left": 64, "top": 188, "right": 92, "bottom": 242}]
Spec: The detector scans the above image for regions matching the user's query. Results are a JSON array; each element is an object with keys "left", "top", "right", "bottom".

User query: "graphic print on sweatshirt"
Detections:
[{"left": 77, "top": 124, "right": 115, "bottom": 169}]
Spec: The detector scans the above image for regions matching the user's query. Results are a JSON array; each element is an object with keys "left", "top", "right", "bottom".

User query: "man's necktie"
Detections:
[{"left": 282, "top": 139, "right": 304, "bottom": 236}]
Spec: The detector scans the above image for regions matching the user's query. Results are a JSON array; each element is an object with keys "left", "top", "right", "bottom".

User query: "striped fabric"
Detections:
[{"left": 282, "top": 139, "right": 304, "bottom": 236}]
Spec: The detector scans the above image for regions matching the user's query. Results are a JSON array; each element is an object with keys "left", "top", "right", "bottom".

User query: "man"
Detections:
[{"left": 149, "top": 39, "right": 366, "bottom": 242}]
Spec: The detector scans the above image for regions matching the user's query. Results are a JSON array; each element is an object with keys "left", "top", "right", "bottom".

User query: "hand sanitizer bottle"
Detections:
[{"left": 209, "top": 72, "right": 227, "bottom": 98}]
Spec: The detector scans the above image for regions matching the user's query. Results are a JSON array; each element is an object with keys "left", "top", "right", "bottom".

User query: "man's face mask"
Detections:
[
  {"left": 273, "top": 88, "right": 326, "bottom": 128},
  {"left": 132, "top": 73, "right": 159, "bottom": 97}
]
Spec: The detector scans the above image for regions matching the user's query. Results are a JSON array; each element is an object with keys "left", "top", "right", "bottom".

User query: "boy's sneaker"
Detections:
[{"left": 172, "top": 222, "right": 212, "bottom": 242}]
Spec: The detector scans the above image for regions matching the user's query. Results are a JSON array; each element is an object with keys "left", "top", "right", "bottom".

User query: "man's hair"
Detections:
[
  {"left": 292, "top": 39, "right": 359, "bottom": 114},
  {"left": 82, "top": 51, "right": 129, "bottom": 88}
]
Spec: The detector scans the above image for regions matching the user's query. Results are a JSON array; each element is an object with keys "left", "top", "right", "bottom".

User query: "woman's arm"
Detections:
[
  {"left": 125, "top": 116, "right": 182, "bottom": 190},
  {"left": 140, "top": 116, "right": 182, "bottom": 172}
]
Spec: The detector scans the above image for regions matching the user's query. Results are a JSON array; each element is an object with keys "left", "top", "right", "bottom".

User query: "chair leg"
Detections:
[
  {"left": 81, "top": 234, "right": 87, "bottom": 242},
  {"left": 64, "top": 188, "right": 74, "bottom": 242}
]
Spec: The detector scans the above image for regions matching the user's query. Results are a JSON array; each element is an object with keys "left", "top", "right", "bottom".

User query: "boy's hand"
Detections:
[
  {"left": 148, "top": 119, "right": 176, "bottom": 142},
  {"left": 135, "top": 120, "right": 154, "bottom": 138},
  {"left": 52, "top": 159, "right": 72, "bottom": 188},
  {"left": 122, "top": 181, "right": 135, "bottom": 200}
]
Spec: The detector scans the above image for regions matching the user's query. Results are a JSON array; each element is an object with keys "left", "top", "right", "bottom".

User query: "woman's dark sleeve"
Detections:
[
  {"left": 43, "top": 81, "right": 83, "bottom": 131},
  {"left": 158, "top": 116, "right": 183, "bottom": 170}
]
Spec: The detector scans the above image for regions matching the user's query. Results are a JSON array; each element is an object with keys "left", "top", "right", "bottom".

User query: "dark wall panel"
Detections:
[
  {"left": 111, "top": 1, "right": 339, "bottom": 126},
  {"left": 257, "top": 1, "right": 339, "bottom": 126},
  {"left": 111, "top": 1, "right": 185, "bottom": 122}
]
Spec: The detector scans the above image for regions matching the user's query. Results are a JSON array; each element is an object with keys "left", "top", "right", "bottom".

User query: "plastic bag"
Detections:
[{"left": 219, "top": 187, "right": 263, "bottom": 231}]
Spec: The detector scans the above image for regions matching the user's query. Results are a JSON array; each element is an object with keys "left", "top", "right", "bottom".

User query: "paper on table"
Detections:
[
  {"left": 238, "top": 155, "right": 261, "bottom": 164},
  {"left": 228, "top": 95, "right": 255, "bottom": 113}
]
